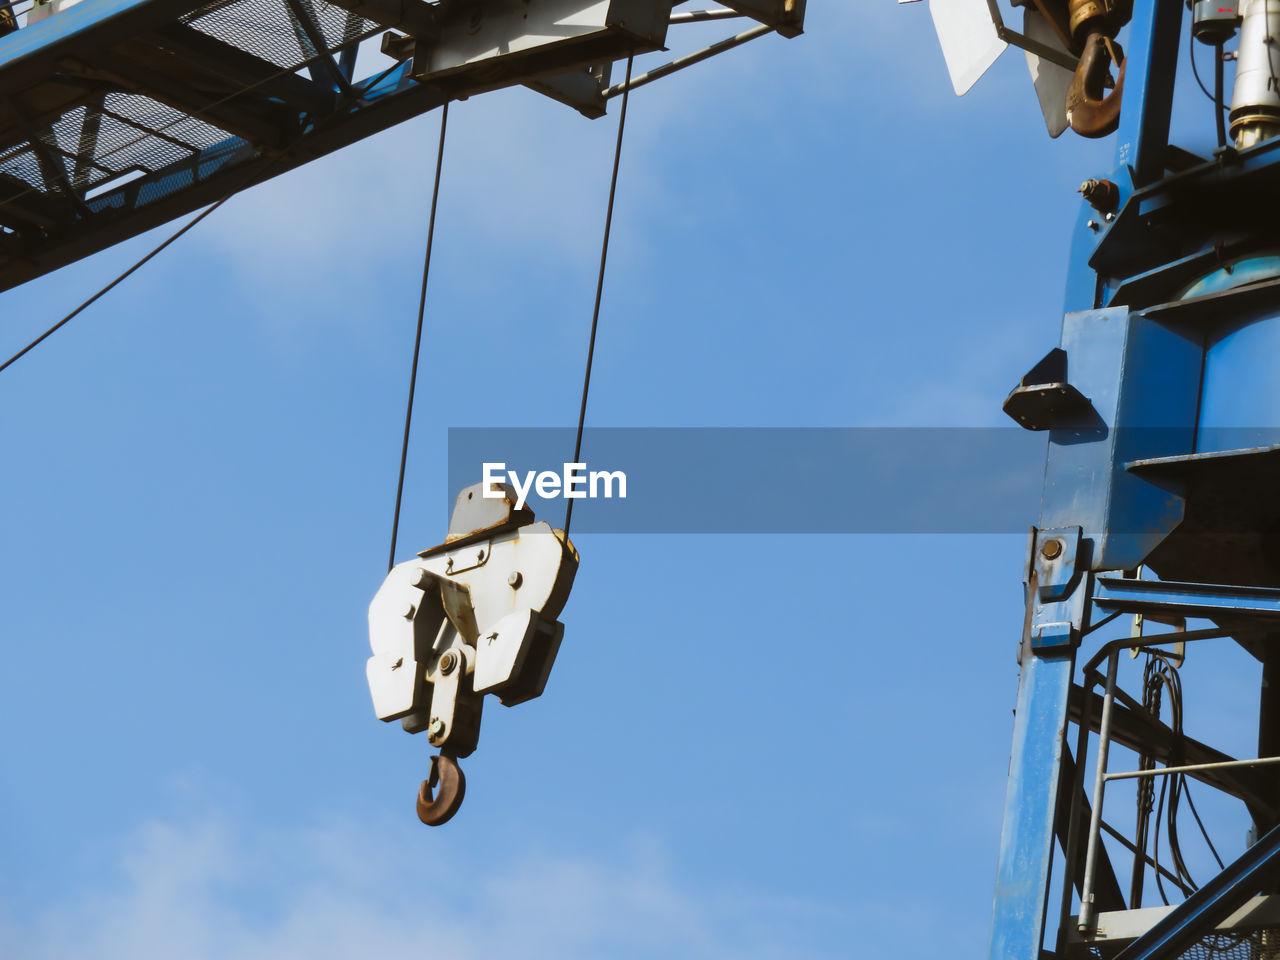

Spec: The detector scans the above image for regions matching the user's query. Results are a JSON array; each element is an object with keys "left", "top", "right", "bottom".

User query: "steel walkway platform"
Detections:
[{"left": 0, "top": 0, "right": 801, "bottom": 292}]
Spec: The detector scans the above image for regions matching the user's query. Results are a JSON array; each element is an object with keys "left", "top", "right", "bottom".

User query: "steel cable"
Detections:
[
  {"left": 0, "top": 31, "right": 410, "bottom": 376},
  {"left": 564, "top": 53, "right": 634, "bottom": 538},
  {"left": 387, "top": 102, "right": 448, "bottom": 572},
  {"left": 0, "top": 145, "right": 299, "bottom": 375},
  {"left": 0, "top": 193, "right": 230, "bottom": 375}
]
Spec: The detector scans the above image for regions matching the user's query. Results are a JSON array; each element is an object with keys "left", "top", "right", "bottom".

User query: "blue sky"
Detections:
[{"left": 0, "top": 3, "right": 1242, "bottom": 958}]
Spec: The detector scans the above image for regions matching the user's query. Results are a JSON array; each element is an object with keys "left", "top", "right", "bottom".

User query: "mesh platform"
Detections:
[
  {"left": 1085, "top": 929, "right": 1280, "bottom": 960},
  {"left": 182, "top": 0, "right": 370, "bottom": 69},
  {"left": 1180, "top": 931, "right": 1280, "bottom": 960},
  {"left": 0, "top": 0, "right": 379, "bottom": 203}
]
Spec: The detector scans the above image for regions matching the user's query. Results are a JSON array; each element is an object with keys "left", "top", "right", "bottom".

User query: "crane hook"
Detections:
[
  {"left": 1067, "top": 32, "right": 1126, "bottom": 139},
  {"left": 416, "top": 753, "right": 466, "bottom": 826}
]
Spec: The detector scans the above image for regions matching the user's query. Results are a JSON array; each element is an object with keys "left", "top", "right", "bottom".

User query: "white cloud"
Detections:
[{"left": 0, "top": 815, "right": 846, "bottom": 960}]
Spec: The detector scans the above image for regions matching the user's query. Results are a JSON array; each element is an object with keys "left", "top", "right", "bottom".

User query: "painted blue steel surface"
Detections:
[
  {"left": 1112, "top": 0, "right": 1182, "bottom": 187},
  {"left": 989, "top": 5, "right": 1217, "bottom": 957},
  {"left": 0, "top": 0, "right": 191, "bottom": 73},
  {"left": 1030, "top": 528, "right": 1089, "bottom": 652},
  {"left": 1038, "top": 308, "right": 1197, "bottom": 570},
  {"left": 82, "top": 61, "right": 416, "bottom": 216},
  {"left": 1198, "top": 312, "right": 1280, "bottom": 449},
  {"left": 1093, "top": 576, "right": 1280, "bottom": 621},
  {"left": 0, "top": 0, "right": 140, "bottom": 60},
  {"left": 988, "top": 651, "right": 1075, "bottom": 960},
  {"left": 0, "top": 36, "right": 435, "bottom": 289},
  {"left": 1063, "top": 201, "right": 1107, "bottom": 312},
  {"left": 1181, "top": 256, "right": 1280, "bottom": 299}
]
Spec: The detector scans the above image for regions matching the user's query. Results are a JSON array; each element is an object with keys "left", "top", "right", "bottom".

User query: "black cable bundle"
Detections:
[{"left": 1138, "top": 652, "right": 1226, "bottom": 906}]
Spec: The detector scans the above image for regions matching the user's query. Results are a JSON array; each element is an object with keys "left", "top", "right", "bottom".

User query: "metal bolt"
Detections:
[
  {"left": 1041, "top": 539, "right": 1064, "bottom": 560},
  {"left": 1087, "top": 219, "right": 1100, "bottom": 231},
  {"left": 1079, "top": 178, "right": 1119, "bottom": 214},
  {"left": 427, "top": 717, "right": 445, "bottom": 737},
  {"left": 508, "top": 571, "right": 523, "bottom": 588},
  {"left": 439, "top": 650, "right": 458, "bottom": 675},
  {"left": 1104, "top": 212, "right": 1115, "bottom": 222},
  {"left": 411, "top": 567, "right": 430, "bottom": 587}
]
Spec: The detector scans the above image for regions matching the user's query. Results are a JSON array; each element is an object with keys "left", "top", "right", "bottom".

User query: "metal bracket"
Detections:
[
  {"left": 1030, "top": 526, "right": 1088, "bottom": 651},
  {"left": 1003, "top": 347, "right": 1098, "bottom": 431},
  {"left": 716, "top": 0, "right": 805, "bottom": 37},
  {"left": 988, "top": 0, "right": 1081, "bottom": 69}
]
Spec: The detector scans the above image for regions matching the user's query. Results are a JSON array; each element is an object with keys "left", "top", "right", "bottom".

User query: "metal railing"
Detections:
[{"left": 1075, "top": 635, "right": 1279, "bottom": 932}]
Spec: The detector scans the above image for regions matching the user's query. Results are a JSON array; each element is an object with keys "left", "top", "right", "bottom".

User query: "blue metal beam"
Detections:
[
  {"left": 0, "top": 0, "right": 683, "bottom": 291},
  {"left": 1093, "top": 577, "right": 1280, "bottom": 622},
  {"left": 1113, "top": 0, "right": 1183, "bottom": 187},
  {"left": 988, "top": 650, "right": 1076, "bottom": 960},
  {"left": 0, "top": 0, "right": 200, "bottom": 87},
  {"left": 0, "top": 61, "right": 432, "bottom": 291}
]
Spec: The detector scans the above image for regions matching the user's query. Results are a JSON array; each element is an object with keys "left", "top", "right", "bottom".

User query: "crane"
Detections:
[{"left": 919, "top": 0, "right": 1280, "bottom": 958}]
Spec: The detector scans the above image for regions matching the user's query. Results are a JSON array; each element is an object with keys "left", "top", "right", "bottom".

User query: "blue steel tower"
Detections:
[{"left": 989, "top": 1, "right": 1280, "bottom": 958}]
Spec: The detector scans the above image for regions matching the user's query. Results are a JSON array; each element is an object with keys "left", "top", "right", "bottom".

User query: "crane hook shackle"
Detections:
[
  {"left": 1067, "top": 33, "right": 1126, "bottom": 138},
  {"left": 417, "top": 753, "right": 467, "bottom": 826}
]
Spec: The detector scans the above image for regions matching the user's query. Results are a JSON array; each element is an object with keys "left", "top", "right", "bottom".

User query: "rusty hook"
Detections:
[
  {"left": 416, "top": 753, "right": 466, "bottom": 826},
  {"left": 1067, "top": 32, "right": 1126, "bottom": 139}
]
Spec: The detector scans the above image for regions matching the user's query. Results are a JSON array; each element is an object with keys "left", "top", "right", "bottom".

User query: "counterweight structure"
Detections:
[{"left": 988, "top": 1, "right": 1280, "bottom": 958}]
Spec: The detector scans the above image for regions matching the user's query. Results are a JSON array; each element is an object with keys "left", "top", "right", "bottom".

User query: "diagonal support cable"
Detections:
[{"left": 0, "top": 196, "right": 231, "bottom": 376}]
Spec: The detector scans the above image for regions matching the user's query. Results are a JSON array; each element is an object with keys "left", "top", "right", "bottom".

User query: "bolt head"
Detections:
[
  {"left": 427, "top": 717, "right": 445, "bottom": 738},
  {"left": 439, "top": 650, "right": 458, "bottom": 675},
  {"left": 508, "top": 571, "right": 522, "bottom": 588},
  {"left": 1041, "top": 539, "right": 1064, "bottom": 560},
  {"left": 1087, "top": 219, "right": 1100, "bottom": 231}
]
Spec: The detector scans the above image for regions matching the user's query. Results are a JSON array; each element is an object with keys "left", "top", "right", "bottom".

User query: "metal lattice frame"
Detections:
[{"left": 0, "top": 0, "right": 805, "bottom": 292}]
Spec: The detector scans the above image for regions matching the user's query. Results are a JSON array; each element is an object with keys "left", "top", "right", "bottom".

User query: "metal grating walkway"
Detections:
[{"left": 0, "top": 0, "right": 802, "bottom": 293}]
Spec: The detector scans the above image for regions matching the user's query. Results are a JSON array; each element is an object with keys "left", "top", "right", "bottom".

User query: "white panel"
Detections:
[
  {"left": 928, "top": 0, "right": 1007, "bottom": 95},
  {"left": 1022, "top": 7, "right": 1073, "bottom": 138}
]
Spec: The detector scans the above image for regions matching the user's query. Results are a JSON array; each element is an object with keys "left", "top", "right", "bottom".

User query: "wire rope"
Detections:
[
  {"left": 387, "top": 103, "right": 448, "bottom": 572},
  {"left": 0, "top": 28, "right": 410, "bottom": 375},
  {"left": 0, "top": 193, "right": 230, "bottom": 375},
  {"left": 564, "top": 53, "right": 634, "bottom": 538}
]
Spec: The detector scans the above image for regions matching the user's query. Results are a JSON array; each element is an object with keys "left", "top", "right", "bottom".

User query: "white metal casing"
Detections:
[{"left": 367, "top": 516, "right": 577, "bottom": 723}]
